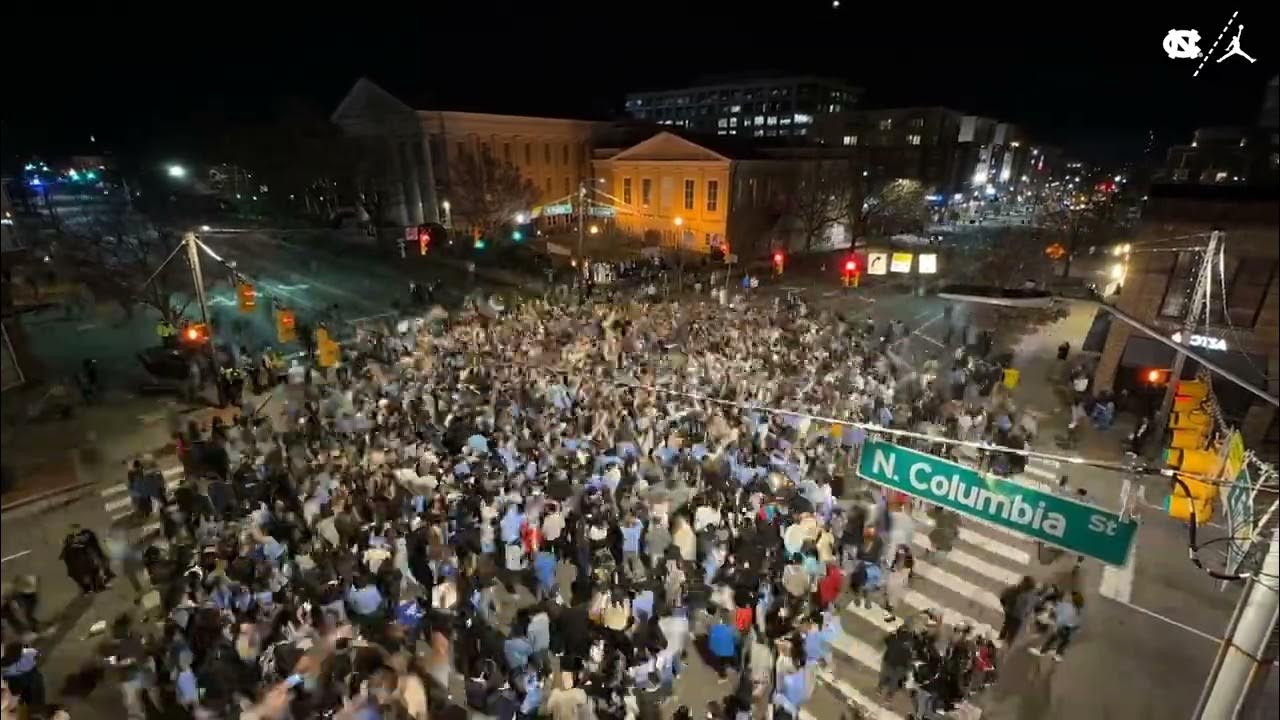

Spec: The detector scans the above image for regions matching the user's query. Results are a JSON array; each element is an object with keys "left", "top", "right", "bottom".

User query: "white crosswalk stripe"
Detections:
[{"left": 101, "top": 464, "right": 184, "bottom": 522}]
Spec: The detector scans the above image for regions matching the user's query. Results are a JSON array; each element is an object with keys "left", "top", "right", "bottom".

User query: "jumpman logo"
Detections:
[{"left": 1216, "top": 23, "right": 1256, "bottom": 64}]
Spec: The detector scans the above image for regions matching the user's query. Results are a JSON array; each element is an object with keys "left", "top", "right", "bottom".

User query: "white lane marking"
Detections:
[
  {"left": 1099, "top": 549, "right": 1136, "bottom": 603},
  {"left": 1023, "top": 464, "right": 1059, "bottom": 481},
  {"left": 1109, "top": 598, "right": 1219, "bottom": 643},
  {"left": 104, "top": 496, "right": 133, "bottom": 513},
  {"left": 2, "top": 550, "right": 33, "bottom": 563},
  {"left": 915, "top": 514, "right": 1031, "bottom": 564},
  {"left": 914, "top": 535, "right": 1023, "bottom": 586},
  {"left": 816, "top": 668, "right": 905, "bottom": 720},
  {"left": 894, "top": 561, "right": 1004, "bottom": 614},
  {"left": 100, "top": 466, "right": 184, "bottom": 497}
]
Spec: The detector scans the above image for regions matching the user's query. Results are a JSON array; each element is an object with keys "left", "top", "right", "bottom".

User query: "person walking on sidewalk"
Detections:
[{"left": 1029, "top": 591, "right": 1084, "bottom": 661}]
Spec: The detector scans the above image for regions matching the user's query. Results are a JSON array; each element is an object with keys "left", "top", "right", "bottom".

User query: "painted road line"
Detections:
[
  {"left": 816, "top": 668, "right": 905, "bottom": 720},
  {"left": 910, "top": 561, "right": 1004, "bottom": 613},
  {"left": 100, "top": 466, "right": 185, "bottom": 497},
  {"left": 104, "top": 496, "right": 134, "bottom": 513},
  {"left": 1099, "top": 546, "right": 1137, "bottom": 604},
  {"left": 913, "top": 535, "right": 1024, "bottom": 586},
  {"left": 914, "top": 515, "right": 1031, "bottom": 565},
  {"left": 1, "top": 550, "right": 33, "bottom": 563},
  {"left": 845, "top": 596, "right": 1001, "bottom": 643},
  {"left": 1110, "top": 597, "right": 1219, "bottom": 643}
]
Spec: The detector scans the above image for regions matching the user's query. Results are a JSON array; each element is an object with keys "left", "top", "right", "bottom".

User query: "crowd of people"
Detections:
[{"left": 3, "top": 287, "right": 1085, "bottom": 720}]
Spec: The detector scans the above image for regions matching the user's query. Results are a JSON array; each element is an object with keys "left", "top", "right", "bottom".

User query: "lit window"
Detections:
[
  {"left": 842, "top": 135, "right": 859, "bottom": 146},
  {"left": 754, "top": 116, "right": 765, "bottom": 126},
  {"left": 641, "top": 178, "right": 652, "bottom": 206},
  {"left": 717, "top": 130, "right": 727, "bottom": 135},
  {"left": 622, "top": 178, "right": 633, "bottom": 205},
  {"left": 717, "top": 118, "right": 727, "bottom": 128},
  {"left": 779, "top": 116, "right": 792, "bottom": 126},
  {"left": 753, "top": 128, "right": 765, "bottom": 137},
  {"left": 729, "top": 117, "right": 738, "bottom": 128},
  {"left": 907, "top": 134, "right": 922, "bottom": 146},
  {"left": 683, "top": 179, "right": 695, "bottom": 210},
  {"left": 878, "top": 119, "right": 893, "bottom": 130},
  {"left": 766, "top": 116, "right": 777, "bottom": 126},
  {"left": 729, "top": 104, "right": 741, "bottom": 113},
  {"left": 706, "top": 180, "right": 719, "bottom": 212},
  {"left": 794, "top": 113, "right": 813, "bottom": 125}
]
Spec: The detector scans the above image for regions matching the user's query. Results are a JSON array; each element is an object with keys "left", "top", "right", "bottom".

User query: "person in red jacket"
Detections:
[{"left": 817, "top": 562, "right": 845, "bottom": 608}]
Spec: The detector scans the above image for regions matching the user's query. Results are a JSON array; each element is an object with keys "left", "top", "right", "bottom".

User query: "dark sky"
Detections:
[{"left": 3, "top": 4, "right": 1276, "bottom": 166}]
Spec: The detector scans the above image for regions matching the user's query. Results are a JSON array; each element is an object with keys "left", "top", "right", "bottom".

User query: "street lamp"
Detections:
[
  {"left": 515, "top": 212, "right": 527, "bottom": 224},
  {"left": 589, "top": 224, "right": 600, "bottom": 235},
  {"left": 167, "top": 164, "right": 187, "bottom": 179},
  {"left": 674, "top": 217, "right": 686, "bottom": 292}
]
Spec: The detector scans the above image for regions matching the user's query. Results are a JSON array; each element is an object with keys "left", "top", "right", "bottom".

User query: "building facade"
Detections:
[
  {"left": 624, "top": 77, "right": 861, "bottom": 141},
  {"left": 814, "top": 107, "right": 1046, "bottom": 199},
  {"left": 332, "top": 78, "right": 603, "bottom": 229},
  {"left": 1155, "top": 76, "right": 1280, "bottom": 188},
  {"left": 1092, "top": 185, "right": 1279, "bottom": 459}
]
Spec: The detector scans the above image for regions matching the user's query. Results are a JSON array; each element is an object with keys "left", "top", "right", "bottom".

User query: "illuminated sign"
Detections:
[
  {"left": 866, "top": 252, "right": 888, "bottom": 276},
  {"left": 890, "top": 252, "right": 914, "bottom": 273},
  {"left": 1171, "top": 331, "right": 1228, "bottom": 352},
  {"left": 918, "top": 253, "right": 938, "bottom": 274}
]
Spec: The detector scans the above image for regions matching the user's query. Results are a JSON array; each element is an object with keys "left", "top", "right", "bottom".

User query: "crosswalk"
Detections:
[
  {"left": 803, "top": 454, "right": 1068, "bottom": 720},
  {"left": 99, "top": 462, "right": 185, "bottom": 535}
]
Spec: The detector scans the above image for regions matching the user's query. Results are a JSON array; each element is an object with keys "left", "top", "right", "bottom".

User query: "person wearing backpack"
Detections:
[{"left": 998, "top": 576, "right": 1037, "bottom": 644}]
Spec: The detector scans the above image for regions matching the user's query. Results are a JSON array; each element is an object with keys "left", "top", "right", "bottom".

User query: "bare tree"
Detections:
[
  {"left": 783, "top": 161, "right": 850, "bottom": 251},
  {"left": 60, "top": 219, "right": 187, "bottom": 324},
  {"left": 447, "top": 152, "right": 539, "bottom": 239},
  {"left": 860, "top": 179, "right": 927, "bottom": 236}
]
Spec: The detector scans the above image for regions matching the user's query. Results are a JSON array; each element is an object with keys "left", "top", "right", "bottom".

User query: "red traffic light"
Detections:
[
  {"left": 1145, "top": 368, "right": 1169, "bottom": 384},
  {"left": 773, "top": 252, "right": 784, "bottom": 264},
  {"left": 844, "top": 259, "right": 857, "bottom": 273},
  {"left": 180, "top": 323, "right": 209, "bottom": 344}
]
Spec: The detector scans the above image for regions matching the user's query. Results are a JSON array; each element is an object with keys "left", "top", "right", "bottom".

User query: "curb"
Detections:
[{"left": 0, "top": 451, "right": 96, "bottom": 519}]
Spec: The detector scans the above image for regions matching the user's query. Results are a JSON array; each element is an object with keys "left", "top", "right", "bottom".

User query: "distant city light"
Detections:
[
  {"left": 515, "top": 212, "right": 527, "bottom": 223},
  {"left": 200, "top": 225, "right": 212, "bottom": 231},
  {"left": 167, "top": 164, "right": 187, "bottom": 179}
]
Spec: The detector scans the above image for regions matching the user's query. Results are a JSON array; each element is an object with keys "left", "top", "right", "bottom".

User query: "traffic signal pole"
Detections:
[
  {"left": 1150, "top": 231, "right": 1219, "bottom": 456},
  {"left": 184, "top": 231, "right": 223, "bottom": 403},
  {"left": 1193, "top": 528, "right": 1280, "bottom": 720}
]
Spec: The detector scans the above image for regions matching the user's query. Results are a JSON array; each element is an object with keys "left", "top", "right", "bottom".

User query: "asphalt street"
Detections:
[{"left": 2, "top": 253, "right": 1269, "bottom": 719}]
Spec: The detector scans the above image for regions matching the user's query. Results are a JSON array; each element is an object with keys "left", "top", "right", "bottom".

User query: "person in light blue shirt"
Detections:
[
  {"left": 174, "top": 650, "right": 199, "bottom": 708},
  {"left": 1031, "top": 591, "right": 1084, "bottom": 661},
  {"left": 504, "top": 634, "right": 534, "bottom": 671},
  {"left": 533, "top": 550, "right": 558, "bottom": 599},
  {"left": 346, "top": 575, "right": 384, "bottom": 618},
  {"left": 500, "top": 504, "right": 525, "bottom": 545},
  {"left": 620, "top": 514, "right": 645, "bottom": 579},
  {"left": 772, "top": 665, "right": 813, "bottom": 716},
  {"left": 632, "top": 589, "right": 654, "bottom": 623}
]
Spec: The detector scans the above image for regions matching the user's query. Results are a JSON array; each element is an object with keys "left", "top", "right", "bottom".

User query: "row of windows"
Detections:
[
  {"left": 637, "top": 101, "right": 835, "bottom": 120},
  {"left": 841, "top": 133, "right": 925, "bottom": 147},
  {"left": 717, "top": 127, "right": 810, "bottom": 138},
  {"left": 620, "top": 177, "right": 719, "bottom": 212},
  {"left": 455, "top": 140, "right": 579, "bottom": 168},
  {"left": 1157, "top": 251, "right": 1276, "bottom": 327},
  {"left": 627, "top": 86, "right": 854, "bottom": 108}
]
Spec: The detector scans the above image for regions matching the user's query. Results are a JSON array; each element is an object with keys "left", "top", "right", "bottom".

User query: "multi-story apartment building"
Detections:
[{"left": 624, "top": 76, "right": 861, "bottom": 141}]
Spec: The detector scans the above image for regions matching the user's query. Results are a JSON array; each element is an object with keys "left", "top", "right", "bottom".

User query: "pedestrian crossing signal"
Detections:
[
  {"left": 275, "top": 308, "right": 297, "bottom": 344},
  {"left": 236, "top": 282, "right": 257, "bottom": 313},
  {"left": 180, "top": 323, "right": 209, "bottom": 345}
]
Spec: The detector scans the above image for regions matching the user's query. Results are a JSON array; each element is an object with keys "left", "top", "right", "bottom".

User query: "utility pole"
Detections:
[
  {"left": 577, "top": 181, "right": 587, "bottom": 282},
  {"left": 184, "top": 230, "right": 222, "bottom": 404},
  {"left": 1151, "top": 229, "right": 1220, "bottom": 455},
  {"left": 1193, "top": 528, "right": 1279, "bottom": 719}
]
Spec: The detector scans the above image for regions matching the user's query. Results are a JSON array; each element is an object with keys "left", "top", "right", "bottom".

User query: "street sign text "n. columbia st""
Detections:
[{"left": 858, "top": 439, "right": 1138, "bottom": 565}]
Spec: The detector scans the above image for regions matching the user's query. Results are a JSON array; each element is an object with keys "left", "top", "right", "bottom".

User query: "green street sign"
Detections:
[{"left": 857, "top": 439, "right": 1138, "bottom": 565}]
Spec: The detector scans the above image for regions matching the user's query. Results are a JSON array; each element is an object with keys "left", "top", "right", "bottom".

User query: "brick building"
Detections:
[{"left": 1092, "top": 185, "right": 1279, "bottom": 459}]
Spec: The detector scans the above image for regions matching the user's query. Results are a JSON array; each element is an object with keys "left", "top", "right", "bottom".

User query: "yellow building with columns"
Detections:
[{"left": 593, "top": 132, "right": 731, "bottom": 253}]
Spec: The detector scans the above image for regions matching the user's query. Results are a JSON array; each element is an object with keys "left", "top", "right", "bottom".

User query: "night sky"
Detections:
[{"left": 3, "top": 4, "right": 1276, "bottom": 166}]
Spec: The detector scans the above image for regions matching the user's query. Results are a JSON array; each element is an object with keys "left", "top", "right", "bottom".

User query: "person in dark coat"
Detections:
[{"left": 59, "top": 525, "right": 107, "bottom": 593}]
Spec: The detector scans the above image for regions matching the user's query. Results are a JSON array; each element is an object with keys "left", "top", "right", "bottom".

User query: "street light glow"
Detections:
[
  {"left": 673, "top": 217, "right": 684, "bottom": 227},
  {"left": 515, "top": 212, "right": 527, "bottom": 224},
  {"left": 589, "top": 224, "right": 600, "bottom": 235},
  {"left": 167, "top": 164, "right": 187, "bottom": 179}
]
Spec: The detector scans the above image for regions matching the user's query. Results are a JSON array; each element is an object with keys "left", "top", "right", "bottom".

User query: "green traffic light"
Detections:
[
  {"left": 512, "top": 230, "right": 524, "bottom": 241},
  {"left": 474, "top": 240, "right": 487, "bottom": 250}
]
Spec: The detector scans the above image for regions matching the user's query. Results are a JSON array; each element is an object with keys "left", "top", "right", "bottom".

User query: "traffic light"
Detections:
[
  {"left": 1144, "top": 368, "right": 1170, "bottom": 385},
  {"left": 179, "top": 323, "right": 209, "bottom": 345},
  {"left": 236, "top": 282, "right": 257, "bottom": 314},
  {"left": 275, "top": 308, "right": 297, "bottom": 344},
  {"left": 772, "top": 251, "right": 785, "bottom": 275},
  {"left": 512, "top": 229, "right": 524, "bottom": 242},
  {"left": 316, "top": 327, "right": 340, "bottom": 367},
  {"left": 417, "top": 224, "right": 431, "bottom": 255},
  {"left": 842, "top": 258, "right": 860, "bottom": 287}
]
